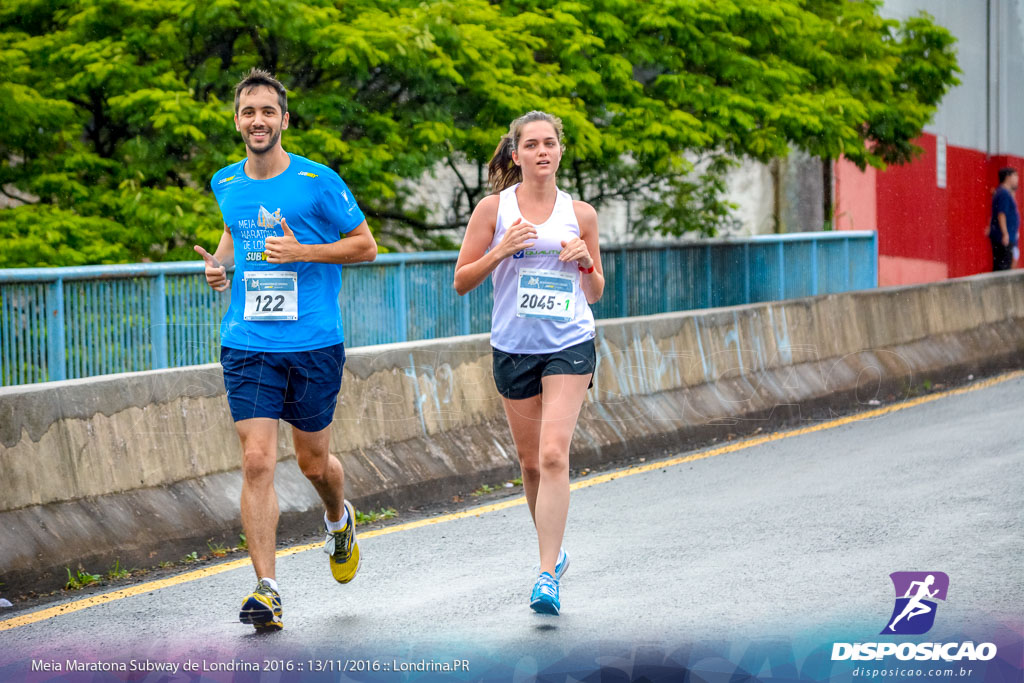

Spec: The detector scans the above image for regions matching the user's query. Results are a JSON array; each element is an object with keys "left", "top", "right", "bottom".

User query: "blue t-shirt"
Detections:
[
  {"left": 211, "top": 153, "right": 365, "bottom": 351},
  {"left": 990, "top": 186, "right": 1019, "bottom": 247}
]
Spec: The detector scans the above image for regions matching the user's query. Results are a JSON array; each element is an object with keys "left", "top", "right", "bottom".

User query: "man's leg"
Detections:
[
  {"left": 285, "top": 342, "right": 346, "bottom": 521},
  {"left": 291, "top": 418, "right": 360, "bottom": 584},
  {"left": 236, "top": 418, "right": 280, "bottom": 580},
  {"left": 293, "top": 425, "right": 344, "bottom": 522},
  {"left": 993, "top": 243, "right": 1012, "bottom": 271},
  {"left": 279, "top": 343, "right": 358, "bottom": 582}
]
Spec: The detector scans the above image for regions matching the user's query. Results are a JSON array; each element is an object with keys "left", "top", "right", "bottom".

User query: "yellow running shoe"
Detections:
[
  {"left": 239, "top": 579, "right": 283, "bottom": 631},
  {"left": 323, "top": 500, "right": 360, "bottom": 583}
]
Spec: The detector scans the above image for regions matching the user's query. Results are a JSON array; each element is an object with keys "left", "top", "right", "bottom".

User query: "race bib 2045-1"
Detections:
[{"left": 516, "top": 268, "right": 574, "bottom": 322}]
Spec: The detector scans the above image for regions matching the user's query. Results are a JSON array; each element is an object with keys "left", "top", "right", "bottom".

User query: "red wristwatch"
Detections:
[{"left": 578, "top": 263, "right": 595, "bottom": 274}]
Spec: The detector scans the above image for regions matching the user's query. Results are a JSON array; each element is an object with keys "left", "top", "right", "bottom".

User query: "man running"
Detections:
[{"left": 195, "top": 68, "right": 377, "bottom": 631}]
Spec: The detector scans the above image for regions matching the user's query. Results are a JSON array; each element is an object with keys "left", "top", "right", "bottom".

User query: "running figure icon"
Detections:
[
  {"left": 887, "top": 575, "right": 938, "bottom": 632},
  {"left": 882, "top": 571, "right": 949, "bottom": 635}
]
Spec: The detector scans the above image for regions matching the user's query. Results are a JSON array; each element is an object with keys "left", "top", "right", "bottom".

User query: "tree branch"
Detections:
[
  {"left": 362, "top": 207, "right": 458, "bottom": 232},
  {"left": 0, "top": 186, "right": 35, "bottom": 205},
  {"left": 445, "top": 152, "right": 485, "bottom": 220},
  {"left": 354, "top": 67, "right": 389, "bottom": 99},
  {"left": 583, "top": 175, "right": 667, "bottom": 206},
  {"left": 572, "top": 157, "right": 586, "bottom": 202}
]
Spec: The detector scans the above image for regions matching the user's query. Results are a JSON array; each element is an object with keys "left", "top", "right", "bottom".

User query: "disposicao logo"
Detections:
[
  {"left": 831, "top": 572, "right": 997, "bottom": 663},
  {"left": 883, "top": 571, "right": 948, "bottom": 635}
]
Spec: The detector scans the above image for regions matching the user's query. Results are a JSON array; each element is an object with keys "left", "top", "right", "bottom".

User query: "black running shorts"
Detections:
[{"left": 492, "top": 338, "right": 596, "bottom": 400}]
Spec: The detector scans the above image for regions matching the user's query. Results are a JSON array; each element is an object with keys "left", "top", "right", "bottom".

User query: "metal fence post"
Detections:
[
  {"left": 843, "top": 237, "right": 851, "bottom": 290},
  {"left": 397, "top": 260, "right": 409, "bottom": 342},
  {"left": 810, "top": 237, "right": 819, "bottom": 296},
  {"left": 458, "top": 293, "right": 471, "bottom": 336},
  {"left": 777, "top": 241, "right": 786, "bottom": 300},
  {"left": 743, "top": 243, "right": 751, "bottom": 304},
  {"left": 871, "top": 230, "right": 879, "bottom": 287},
  {"left": 46, "top": 279, "right": 66, "bottom": 381},
  {"left": 151, "top": 273, "right": 168, "bottom": 370},
  {"left": 704, "top": 244, "right": 713, "bottom": 308},
  {"left": 661, "top": 247, "right": 670, "bottom": 313},
  {"left": 616, "top": 249, "right": 628, "bottom": 318}
]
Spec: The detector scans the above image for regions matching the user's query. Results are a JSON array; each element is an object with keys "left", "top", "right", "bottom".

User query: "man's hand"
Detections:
[
  {"left": 999, "top": 213, "right": 1010, "bottom": 247},
  {"left": 265, "top": 218, "right": 306, "bottom": 263},
  {"left": 194, "top": 245, "right": 229, "bottom": 291}
]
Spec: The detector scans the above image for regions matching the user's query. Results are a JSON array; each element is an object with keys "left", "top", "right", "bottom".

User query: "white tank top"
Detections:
[{"left": 489, "top": 184, "right": 596, "bottom": 354}]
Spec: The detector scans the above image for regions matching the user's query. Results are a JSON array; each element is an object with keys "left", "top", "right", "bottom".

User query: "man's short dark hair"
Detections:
[
  {"left": 234, "top": 68, "right": 288, "bottom": 114},
  {"left": 998, "top": 167, "right": 1018, "bottom": 185}
]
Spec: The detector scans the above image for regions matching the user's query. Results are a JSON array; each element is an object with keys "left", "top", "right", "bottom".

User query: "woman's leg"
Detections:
[
  {"left": 533, "top": 373, "right": 591, "bottom": 575},
  {"left": 501, "top": 394, "right": 544, "bottom": 522}
]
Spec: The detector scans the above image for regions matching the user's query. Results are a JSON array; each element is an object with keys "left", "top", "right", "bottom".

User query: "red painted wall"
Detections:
[
  {"left": 865, "top": 133, "right": 1024, "bottom": 280},
  {"left": 834, "top": 157, "right": 877, "bottom": 232},
  {"left": 875, "top": 134, "right": 946, "bottom": 265},
  {"left": 945, "top": 143, "right": 991, "bottom": 278}
]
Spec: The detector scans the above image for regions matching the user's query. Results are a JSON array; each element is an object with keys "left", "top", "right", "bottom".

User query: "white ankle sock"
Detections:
[
  {"left": 260, "top": 577, "right": 279, "bottom": 592},
  {"left": 325, "top": 507, "right": 349, "bottom": 532}
]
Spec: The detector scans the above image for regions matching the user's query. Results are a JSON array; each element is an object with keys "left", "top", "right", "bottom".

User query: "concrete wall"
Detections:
[{"left": 3, "top": 272, "right": 1024, "bottom": 593}]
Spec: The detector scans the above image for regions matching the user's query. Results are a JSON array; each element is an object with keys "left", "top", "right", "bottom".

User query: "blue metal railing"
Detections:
[{"left": 0, "top": 231, "right": 876, "bottom": 386}]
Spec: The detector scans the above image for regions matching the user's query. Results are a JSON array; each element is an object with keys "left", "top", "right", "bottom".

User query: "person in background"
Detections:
[{"left": 987, "top": 167, "right": 1019, "bottom": 271}]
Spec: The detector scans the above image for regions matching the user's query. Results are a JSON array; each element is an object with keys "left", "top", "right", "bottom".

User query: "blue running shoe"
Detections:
[
  {"left": 555, "top": 548, "right": 569, "bottom": 580},
  {"left": 530, "top": 572, "right": 560, "bottom": 615},
  {"left": 239, "top": 579, "right": 282, "bottom": 631}
]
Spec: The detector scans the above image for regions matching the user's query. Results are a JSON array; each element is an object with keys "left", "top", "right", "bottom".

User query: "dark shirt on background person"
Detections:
[{"left": 989, "top": 168, "right": 1019, "bottom": 271}]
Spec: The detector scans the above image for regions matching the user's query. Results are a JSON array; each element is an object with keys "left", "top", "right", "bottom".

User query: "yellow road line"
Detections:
[
  {"left": 569, "top": 370, "right": 1024, "bottom": 490},
  {"left": 2, "top": 370, "right": 1019, "bottom": 632}
]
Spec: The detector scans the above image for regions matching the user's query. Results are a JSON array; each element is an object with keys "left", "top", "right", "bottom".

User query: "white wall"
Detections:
[
  {"left": 883, "top": 0, "right": 1024, "bottom": 157},
  {"left": 993, "top": 0, "right": 1024, "bottom": 156},
  {"left": 882, "top": 0, "right": 988, "bottom": 152}
]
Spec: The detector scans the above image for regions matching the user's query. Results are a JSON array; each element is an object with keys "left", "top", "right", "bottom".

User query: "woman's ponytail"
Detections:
[{"left": 487, "top": 134, "right": 521, "bottom": 193}]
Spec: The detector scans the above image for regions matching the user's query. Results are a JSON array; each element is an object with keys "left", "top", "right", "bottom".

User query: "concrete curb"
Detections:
[{"left": 2, "top": 271, "right": 1023, "bottom": 594}]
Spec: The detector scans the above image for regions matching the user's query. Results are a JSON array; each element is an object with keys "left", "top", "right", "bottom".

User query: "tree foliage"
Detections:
[{"left": 0, "top": 0, "right": 958, "bottom": 266}]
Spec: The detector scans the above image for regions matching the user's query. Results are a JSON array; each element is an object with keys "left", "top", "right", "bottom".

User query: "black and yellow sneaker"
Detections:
[
  {"left": 239, "top": 579, "right": 283, "bottom": 631},
  {"left": 323, "top": 500, "right": 360, "bottom": 583}
]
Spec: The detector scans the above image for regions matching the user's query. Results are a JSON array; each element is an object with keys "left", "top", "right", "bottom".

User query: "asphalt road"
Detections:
[{"left": 1, "top": 373, "right": 1021, "bottom": 681}]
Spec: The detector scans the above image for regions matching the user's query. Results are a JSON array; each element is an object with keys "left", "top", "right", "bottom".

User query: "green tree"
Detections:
[{"left": 0, "top": 0, "right": 958, "bottom": 266}]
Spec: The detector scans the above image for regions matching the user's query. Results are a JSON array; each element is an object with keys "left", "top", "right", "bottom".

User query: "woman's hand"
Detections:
[
  {"left": 496, "top": 218, "right": 538, "bottom": 259},
  {"left": 559, "top": 237, "right": 593, "bottom": 269}
]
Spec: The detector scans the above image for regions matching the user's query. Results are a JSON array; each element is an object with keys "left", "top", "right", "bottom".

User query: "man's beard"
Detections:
[{"left": 245, "top": 129, "right": 280, "bottom": 155}]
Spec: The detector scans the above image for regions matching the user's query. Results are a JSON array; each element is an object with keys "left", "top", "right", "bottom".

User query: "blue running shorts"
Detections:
[{"left": 220, "top": 343, "right": 346, "bottom": 433}]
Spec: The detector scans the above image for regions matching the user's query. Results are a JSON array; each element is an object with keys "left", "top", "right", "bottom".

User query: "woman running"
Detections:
[{"left": 454, "top": 111, "right": 604, "bottom": 615}]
